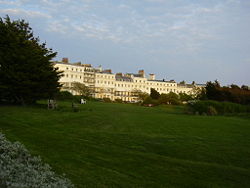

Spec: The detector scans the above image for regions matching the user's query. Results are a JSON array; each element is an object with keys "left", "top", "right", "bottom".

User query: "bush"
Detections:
[
  {"left": 189, "top": 100, "right": 250, "bottom": 115},
  {"left": 207, "top": 106, "right": 218, "bottom": 116},
  {"left": 158, "top": 92, "right": 180, "bottom": 105},
  {"left": 115, "top": 99, "right": 123, "bottom": 103},
  {"left": 103, "top": 98, "right": 112, "bottom": 103},
  {"left": 142, "top": 96, "right": 159, "bottom": 106},
  {"left": 0, "top": 133, "right": 74, "bottom": 188},
  {"left": 56, "top": 91, "right": 73, "bottom": 100}
]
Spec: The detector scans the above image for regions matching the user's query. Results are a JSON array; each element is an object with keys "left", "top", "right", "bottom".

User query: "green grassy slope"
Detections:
[{"left": 0, "top": 101, "right": 250, "bottom": 187}]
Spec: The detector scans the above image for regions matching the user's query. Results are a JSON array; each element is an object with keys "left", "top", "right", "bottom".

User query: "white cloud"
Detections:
[{"left": 0, "top": 8, "right": 51, "bottom": 18}]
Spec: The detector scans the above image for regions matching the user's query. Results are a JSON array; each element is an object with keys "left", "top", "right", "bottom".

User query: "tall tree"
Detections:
[
  {"left": 150, "top": 88, "right": 160, "bottom": 99},
  {"left": 0, "top": 16, "right": 62, "bottom": 104}
]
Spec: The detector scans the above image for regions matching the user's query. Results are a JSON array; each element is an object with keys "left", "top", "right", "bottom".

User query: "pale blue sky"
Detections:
[{"left": 1, "top": 0, "right": 250, "bottom": 85}]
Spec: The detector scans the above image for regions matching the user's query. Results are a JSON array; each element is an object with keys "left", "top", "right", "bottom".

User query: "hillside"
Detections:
[{"left": 0, "top": 101, "right": 250, "bottom": 187}]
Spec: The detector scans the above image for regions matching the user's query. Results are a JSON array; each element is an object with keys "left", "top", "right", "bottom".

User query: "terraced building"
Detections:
[{"left": 54, "top": 58, "right": 204, "bottom": 102}]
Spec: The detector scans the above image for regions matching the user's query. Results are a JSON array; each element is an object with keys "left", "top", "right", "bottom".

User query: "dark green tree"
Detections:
[
  {"left": 158, "top": 93, "right": 170, "bottom": 104},
  {"left": 150, "top": 88, "right": 160, "bottom": 99},
  {"left": 241, "top": 85, "right": 249, "bottom": 91},
  {"left": 0, "top": 16, "right": 62, "bottom": 105},
  {"left": 158, "top": 92, "right": 180, "bottom": 105},
  {"left": 205, "top": 81, "right": 222, "bottom": 101},
  {"left": 179, "top": 93, "right": 193, "bottom": 102}
]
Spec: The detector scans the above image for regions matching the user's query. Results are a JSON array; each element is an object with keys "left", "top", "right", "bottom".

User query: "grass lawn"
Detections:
[{"left": 0, "top": 101, "right": 250, "bottom": 187}]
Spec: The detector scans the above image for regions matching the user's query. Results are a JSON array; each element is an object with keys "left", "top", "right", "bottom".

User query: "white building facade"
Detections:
[{"left": 54, "top": 58, "right": 204, "bottom": 102}]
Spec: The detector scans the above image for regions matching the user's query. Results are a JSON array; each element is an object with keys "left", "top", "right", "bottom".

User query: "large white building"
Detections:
[{"left": 54, "top": 58, "right": 204, "bottom": 102}]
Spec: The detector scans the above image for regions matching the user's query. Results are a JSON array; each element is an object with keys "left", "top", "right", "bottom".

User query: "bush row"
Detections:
[
  {"left": 0, "top": 133, "right": 74, "bottom": 188},
  {"left": 188, "top": 100, "right": 250, "bottom": 115}
]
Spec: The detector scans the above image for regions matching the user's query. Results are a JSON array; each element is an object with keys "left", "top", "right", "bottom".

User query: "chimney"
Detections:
[
  {"left": 62, "top": 57, "right": 69, "bottom": 64},
  {"left": 149, "top": 74, "right": 155, "bottom": 80},
  {"left": 103, "top": 69, "right": 112, "bottom": 74},
  {"left": 138, "top": 70, "right": 145, "bottom": 78},
  {"left": 116, "top": 73, "right": 123, "bottom": 77}
]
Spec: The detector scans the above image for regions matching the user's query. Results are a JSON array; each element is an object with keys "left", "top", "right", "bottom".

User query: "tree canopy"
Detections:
[
  {"left": 150, "top": 88, "right": 160, "bottom": 99},
  {"left": 0, "top": 16, "right": 62, "bottom": 104},
  {"left": 204, "top": 81, "right": 250, "bottom": 105},
  {"left": 71, "top": 82, "right": 92, "bottom": 97}
]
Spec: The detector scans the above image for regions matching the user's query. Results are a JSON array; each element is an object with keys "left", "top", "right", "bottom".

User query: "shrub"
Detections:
[
  {"left": 103, "top": 98, "right": 112, "bottom": 103},
  {"left": 189, "top": 100, "right": 250, "bottom": 115},
  {"left": 150, "top": 88, "right": 160, "bottom": 99},
  {"left": 207, "top": 106, "right": 218, "bottom": 116},
  {"left": 0, "top": 133, "right": 74, "bottom": 188},
  {"left": 142, "top": 96, "right": 159, "bottom": 106},
  {"left": 115, "top": 99, "right": 123, "bottom": 103},
  {"left": 56, "top": 91, "right": 73, "bottom": 100},
  {"left": 158, "top": 92, "right": 180, "bottom": 105}
]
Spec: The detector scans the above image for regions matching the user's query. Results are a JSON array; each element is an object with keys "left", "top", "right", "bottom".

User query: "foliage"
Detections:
[
  {"left": 135, "top": 90, "right": 149, "bottom": 102},
  {"left": 115, "top": 99, "right": 123, "bottom": 103},
  {"left": 103, "top": 98, "right": 112, "bottom": 103},
  {"left": 150, "top": 88, "right": 160, "bottom": 99},
  {"left": 179, "top": 93, "right": 193, "bottom": 102},
  {"left": 142, "top": 96, "right": 159, "bottom": 106},
  {"left": 189, "top": 100, "right": 250, "bottom": 115},
  {"left": 179, "top": 80, "right": 186, "bottom": 84},
  {"left": 0, "top": 132, "right": 73, "bottom": 188},
  {"left": 204, "top": 81, "right": 250, "bottom": 105},
  {"left": 206, "top": 106, "right": 218, "bottom": 116},
  {"left": 158, "top": 94, "right": 169, "bottom": 104},
  {"left": 0, "top": 16, "right": 62, "bottom": 105},
  {"left": 56, "top": 91, "right": 73, "bottom": 100},
  {"left": 158, "top": 92, "right": 180, "bottom": 105},
  {"left": 71, "top": 82, "right": 92, "bottom": 97}
]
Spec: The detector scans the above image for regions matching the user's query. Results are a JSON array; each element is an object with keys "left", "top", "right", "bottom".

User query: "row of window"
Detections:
[
  {"left": 65, "top": 67, "right": 94, "bottom": 72},
  {"left": 96, "top": 80, "right": 175, "bottom": 87},
  {"left": 96, "top": 75, "right": 115, "bottom": 79},
  {"left": 96, "top": 81, "right": 176, "bottom": 91},
  {"left": 65, "top": 74, "right": 82, "bottom": 79}
]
